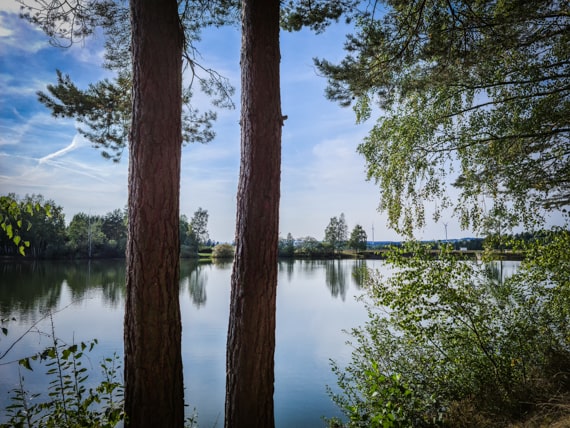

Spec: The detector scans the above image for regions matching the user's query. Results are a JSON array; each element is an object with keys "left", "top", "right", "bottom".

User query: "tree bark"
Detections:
[
  {"left": 225, "top": 0, "right": 282, "bottom": 426},
  {"left": 125, "top": 0, "right": 184, "bottom": 426}
]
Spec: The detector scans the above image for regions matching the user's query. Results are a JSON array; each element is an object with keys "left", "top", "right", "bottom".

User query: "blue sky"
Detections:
[{"left": 0, "top": 1, "right": 466, "bottom": 243}]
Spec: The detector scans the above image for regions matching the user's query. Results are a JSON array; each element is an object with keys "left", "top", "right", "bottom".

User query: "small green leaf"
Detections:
[{"left": 19, "top": 358, "right": 33, "bottom": 371}]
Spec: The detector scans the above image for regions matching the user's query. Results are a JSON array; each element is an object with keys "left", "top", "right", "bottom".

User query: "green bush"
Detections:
[
  {"left": 329, "top": 234, "right": 570, "bottom": 426},
  {"left": 2, "top": 338, "right": 124, "bottom": 428},
  {"left": 212, "top": 243, "right": 234, "bottom": 259},
  {"left": 1, "top": 320, "right": 201, "bottom": 428}
]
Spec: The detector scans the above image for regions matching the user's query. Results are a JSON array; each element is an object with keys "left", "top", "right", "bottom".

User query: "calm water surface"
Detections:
[{"left": 0, "top": 258, "right": 381, "bottom": 427}]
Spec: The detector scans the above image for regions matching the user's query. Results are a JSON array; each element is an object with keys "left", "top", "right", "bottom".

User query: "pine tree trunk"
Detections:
[
  {"left": 225, "top": 0, "right": 282, "bottom": 426},
  {"left": 124, "top": 0, "right": 184, "bottom": 426}
]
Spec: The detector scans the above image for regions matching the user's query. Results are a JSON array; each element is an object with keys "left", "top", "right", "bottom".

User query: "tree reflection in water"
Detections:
[
  {"left": 181, "top": 260, "right": 208, "bottom": 308},
  {"left": 0, "top": 260, "right": 126, "bottom": 321},
  {"left": 278, "top": 259, "right": 295, "bottom": 282},
  {"left": 351, "top": 259, "right": 368, "bottom": 289},
  {"left": 326, "top": 260, "right": 347, "bottom": 300}
]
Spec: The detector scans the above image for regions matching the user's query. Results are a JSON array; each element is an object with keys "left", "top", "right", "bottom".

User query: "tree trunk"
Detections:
[
  {"left": 225, "top": 0, "right": 282, "bottom": 426},
  {"left": 124, "top": 0, "right": 184, "bottom": 426}
]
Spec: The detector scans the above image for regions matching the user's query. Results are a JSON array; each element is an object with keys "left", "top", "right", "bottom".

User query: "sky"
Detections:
[{"left": 0, "top": 1, "right": 467, "bottom": 243}]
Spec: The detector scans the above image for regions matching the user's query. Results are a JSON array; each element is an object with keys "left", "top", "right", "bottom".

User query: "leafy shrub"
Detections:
[
  {"left": 1, "top": 319, "right": 124, "bottom": 428},
  {"left": 329, "top": 235, "right": 570, "bottom": 426},
  {"left": 212, "top": 243, "right": 234, "bottom": 259},
  {"left": 1, "top": 314, "right": 203, "bottom": 427}
]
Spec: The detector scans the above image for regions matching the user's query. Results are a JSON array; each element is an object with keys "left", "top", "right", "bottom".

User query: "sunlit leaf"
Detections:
[{"left": 19, "top": 358, "right": 33, "bottom": 371}]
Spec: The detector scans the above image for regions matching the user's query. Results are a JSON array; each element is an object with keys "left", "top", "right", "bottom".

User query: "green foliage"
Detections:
[
  {"left": 212, "top": 243, "right": 234, "bottom": 259},
  {"left": 330, "top": 237, "right": 570, "bottom": 426},
  {"left": 0, "top": 194, "right": 214, "bottom": 259},
  {"left": 348, "top": 224, "right": 367, "bottom": 253},
  {"left": 325, "top": 213, "right": 348, "bottom": 255},
  {"left": 278, "top": 232, "right": 296, "bottom": 257},
  {"left": 101, "top": 209, "right": 127, "bottom": 244},
  {"left": 292, "top": 236, "right": 325, "bottom": 256},
  {"left": 2, "top": 331, "right": 124, "bottom": 428},
  {"left": 38, "top": 70, "right": 132, "bottom": 162},
  {"left": 189, "top": 207, "right": 209, "bottom": 246},
  {"left": 0, "top": 194, "right": 53, "bottom": 256},
  {"left": 0, "top": 313, "right": 205, "bottom": 427},
  {"left": 328, "top": 367, "right": 429, "bottom": 428},
  {"left": 59, "top": 210, "right": 127, "bottom": 259},
  {"left": 280, "top": 0, "right": 359, "bottom": 33},
  {"left": 316, "top": 0, "right": 570, "bottom": 235},
  {"left": 180, "top": 209, "right": 210, "bottom": 258}
]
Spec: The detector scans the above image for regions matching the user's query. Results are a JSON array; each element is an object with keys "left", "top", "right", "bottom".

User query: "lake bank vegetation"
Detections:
[
  {"left": 327, "top": 232, "right": 570, "bottom": 427},
  {"left": 1, "top": 192, "right": 544, "bottom": 262}
]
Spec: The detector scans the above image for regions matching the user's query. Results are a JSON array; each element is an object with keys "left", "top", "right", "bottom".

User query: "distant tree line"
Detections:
[
  {"left": 278, "top": 213, "right": 559, "bottom": 258},
  {"left": 0, "top": 194, "right": 216, "bottom": 259},
  {"left": 279, "top": 212, "right": 368, "bottom": 258},
  {"left": 2, "top": 195, "right": 542, "bottom": 260}
]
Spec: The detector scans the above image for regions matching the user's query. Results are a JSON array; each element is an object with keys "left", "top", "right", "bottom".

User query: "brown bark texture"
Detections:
[
  {"left": 124, "top": 0, "right": 184, "bottom": 426},
  {"left": 225, "top": 0, "right": 282, "bottom": 427}
]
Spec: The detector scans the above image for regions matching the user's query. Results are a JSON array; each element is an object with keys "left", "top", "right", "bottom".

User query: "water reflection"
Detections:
[
  {"left": 484, "top": 260, "right": 519, "bottom": 285},
  {"left": 351, "top": 259, "right": 368, "bottom": 289},
  {"left": 0, "top": 260, "right": 228, "bottom": 319},
  {"left": 295, "top": 259, "right": 321, "bottom": 278},
  {"left": 0, "top": 260, "right": 126, "bottom": 321},
  {"left": 0, "top": 258, "right": 389, "bottom": 427},
  {"left": 181, "top": 260, "right": 208, "bottom": 308},
  {"left": 325, "top": 260, "right": 347, "bottom": 300},
  {"left": 1, "top": 258, "right": 513, "bottom": 321},
  {"left": 278, "top": 259, "right": 295, "bottom": 282}
]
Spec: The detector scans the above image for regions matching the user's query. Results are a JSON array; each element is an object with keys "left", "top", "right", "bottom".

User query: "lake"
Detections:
[{"left": 0, "top": 258, "right": 380, "bottom": 427}]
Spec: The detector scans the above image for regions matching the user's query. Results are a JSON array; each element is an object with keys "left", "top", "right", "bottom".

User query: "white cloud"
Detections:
[
  {"left": 0, "top": 23, "right": 12, "bottom": 37},
  {"left": 39, "top": 133, "right": 86, "bottom": 163},
  {"left": 0, "top": 12, "right": 48, "bottom": 54},
  {"left": 0, "top": 0, "right": 21, "bottom": 15},
  {"left": 0, "top": 111, "right": 75, "bottom": 156},
  {"left": 0, "top": 148, "right": 128, "bottom": 223},
  {"left": 0, "top": 75, "right": 48, "bottom": 98},
  {"left": 68, "top": 36, "right": 107, "bottom": 65}
]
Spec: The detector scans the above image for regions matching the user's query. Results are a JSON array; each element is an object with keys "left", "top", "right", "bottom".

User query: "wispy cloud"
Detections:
[
  {"left": 0, "top": 111, "right": 75, "bottom": 156},
  {"left": 0, "top": 147, "right": 128, "bottom": 222},
  {"left": 0, "top": 12, "right": 48, "bottom": 54},
  {"left": 39, "top": 133, "right": 85, "bottom": 163}
]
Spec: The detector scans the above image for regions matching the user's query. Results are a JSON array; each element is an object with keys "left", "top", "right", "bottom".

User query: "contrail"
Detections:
[{"left": 38, "top": 134, "right": 84, "bottom": 164}]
